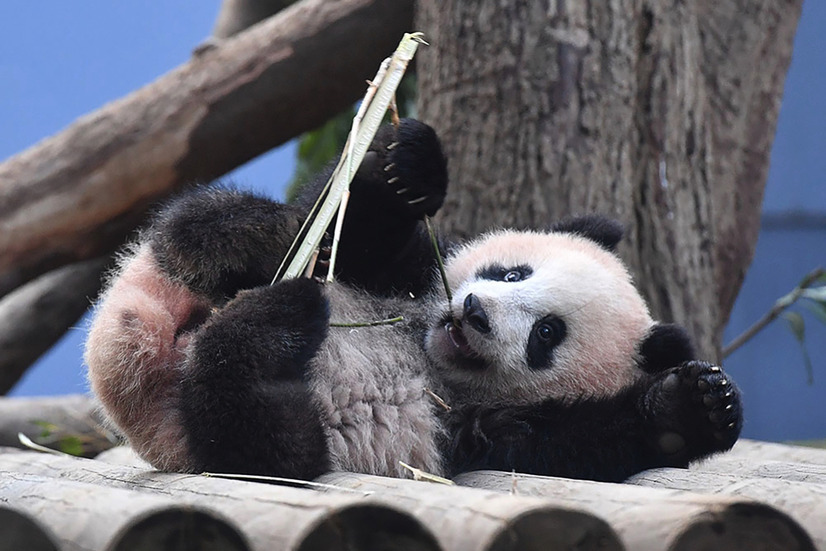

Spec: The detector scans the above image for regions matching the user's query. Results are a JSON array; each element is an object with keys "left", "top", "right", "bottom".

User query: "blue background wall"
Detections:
[{"left": 2, "top": 2, "right": 824, "bottom": 443}]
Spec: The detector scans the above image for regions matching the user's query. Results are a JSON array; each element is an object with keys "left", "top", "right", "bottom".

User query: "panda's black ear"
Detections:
[
  {"left": 637, "top": 323, "right": 697, "bottom": 373},
  {"left": 550, "top": 215, "right": 624, "bottom": 251}
]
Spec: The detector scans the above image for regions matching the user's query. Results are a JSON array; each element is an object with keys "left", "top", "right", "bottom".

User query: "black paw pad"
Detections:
[
  {"left": 680, "top": 361, "right": 743, "bottom": 449},
  {"left": 648, "top": 361, "right": 743, "bottom": 460},
  {"left": 683, "top": 362, "right": 742, "bottom": 444},
  {"left": 372, "top": 119, "right": 448, "bottom": 218}
]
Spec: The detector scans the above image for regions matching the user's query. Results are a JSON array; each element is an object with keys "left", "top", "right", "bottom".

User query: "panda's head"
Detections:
[{"left": 425, "top": 215, "right": 687, "bottom": 407}]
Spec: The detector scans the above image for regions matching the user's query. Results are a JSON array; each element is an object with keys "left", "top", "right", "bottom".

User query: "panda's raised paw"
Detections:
[
  {"left": 357, "top": 119, "right": 448, "bottom": 219},
  {"left": 685, "top": 362, "right": 741, "bottom": 444},
  {"left": 647, "top": 360, "right": 743, "bottom": 459}
]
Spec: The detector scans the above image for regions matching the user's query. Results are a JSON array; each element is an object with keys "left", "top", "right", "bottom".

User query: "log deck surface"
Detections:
[{"left": 0, "top": 395, "right": 823, "bottom": 550}]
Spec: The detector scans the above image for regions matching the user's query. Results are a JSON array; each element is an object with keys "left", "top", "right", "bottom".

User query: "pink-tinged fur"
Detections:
[{"left": 85, "top": 244, "right": 212, "bottom": 471}]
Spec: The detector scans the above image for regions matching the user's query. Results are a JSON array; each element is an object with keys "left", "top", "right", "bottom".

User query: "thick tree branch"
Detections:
[
  {"left": 0, "top": 0, "right": 414, "bottom": 300},
  {"left": 211, "top": 0, "right": 299, "bottom": 39},
  {"left": 0, "top": 258, "right": 108, "bottom": 394}
]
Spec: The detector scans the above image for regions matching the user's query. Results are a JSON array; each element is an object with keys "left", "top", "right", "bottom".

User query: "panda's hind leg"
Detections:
[
  {"left": 179, "top": 278, "right": 331, "bottom": 479},
  {"left": 149, "top": 187, "right": 304, "bottom": 302}
]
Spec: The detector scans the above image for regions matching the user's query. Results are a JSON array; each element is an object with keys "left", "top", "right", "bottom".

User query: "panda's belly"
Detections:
[{"left": 309, "top": 290, "right": 444, "bottom": 477}]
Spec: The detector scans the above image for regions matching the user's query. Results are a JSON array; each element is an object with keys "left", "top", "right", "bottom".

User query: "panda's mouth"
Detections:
[{"left": 444, "top": 321, "right": 487, "bottom": 370}]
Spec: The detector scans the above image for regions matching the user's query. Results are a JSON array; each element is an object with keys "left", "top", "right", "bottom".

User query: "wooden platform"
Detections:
[{"left": 1, "top": 395, "right": 823, "bottom": 550}]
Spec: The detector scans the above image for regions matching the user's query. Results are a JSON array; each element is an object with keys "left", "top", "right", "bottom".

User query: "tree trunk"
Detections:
[{"left": 415, "top": 0, "right": 801, "bottom": 359}]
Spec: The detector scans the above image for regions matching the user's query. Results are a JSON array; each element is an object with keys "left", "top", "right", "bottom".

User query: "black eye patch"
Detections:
[
  {"left": 527, "top": 315, "right": 567, "bottom": 370},
  {"left": 476, "top": 264, "right": 533, "bottom": 282}
]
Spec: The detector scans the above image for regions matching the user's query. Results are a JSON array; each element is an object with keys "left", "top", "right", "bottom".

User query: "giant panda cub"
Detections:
[{"left": 85, "top": 119, "right": 742, "bottom": 483}]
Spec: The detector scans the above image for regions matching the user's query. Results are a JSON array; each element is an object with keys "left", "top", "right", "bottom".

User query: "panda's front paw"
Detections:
[
  {"left": 646, "top": 361, "right": 743, "bottom": 461},
  {"left": 358, "top": 119, "right": 448, "bottom": 218}
]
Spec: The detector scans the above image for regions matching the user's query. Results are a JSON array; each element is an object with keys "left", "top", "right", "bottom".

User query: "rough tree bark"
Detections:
[{"left": 415, "top": 0, "right": 801, "bottom": 360}]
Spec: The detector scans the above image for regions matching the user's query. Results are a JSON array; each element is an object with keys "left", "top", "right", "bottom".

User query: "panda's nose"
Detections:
[{"left": 463, "top": 294, "right": 491, "bottom": 334}]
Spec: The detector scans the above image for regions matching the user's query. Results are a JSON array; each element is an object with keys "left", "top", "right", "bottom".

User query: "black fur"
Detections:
[
  {"left": 526, "top": 316, "right": 568, "bottom": 370},
  {"left": 447, "top": 323, "right": 738, "bottom": 482},
  {"left": 293, "top": 119, "right": 448, "bottom": 296},
  {"left": 446, "top": 361, "right": 742, "bottom": 482},
  {"left": 150, "top": 189, "right": 304, "bottom": 302},
  {"left": 551, "top": 214, "right": 625, "bottom": 251},
  {"left": 637, "top": 323, "right": 696, "bottom": 374},
  {"left": 180, "top": 278, "right": 331, "bottom": 478}
]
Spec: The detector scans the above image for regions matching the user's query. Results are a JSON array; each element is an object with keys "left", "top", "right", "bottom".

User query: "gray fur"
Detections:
[{"left": 311, "top": 284, "right": 446, "bottom": 477}]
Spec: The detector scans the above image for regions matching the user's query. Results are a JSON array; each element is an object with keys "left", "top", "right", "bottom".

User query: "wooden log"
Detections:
[
  {"left": 720, "top": 439, "right": 826, "bottom": 465},
  {"left": 628, "top": 468, "right": 826, "bottom": 550},
  {"left": 692, "top": 457, "right": 826, "bottom": 484},
  {"left": 0, "top": 505, "right": 60, "bottom": 551},
  {"left": 0, "top": 450, "right": 442, "bottom": 551},
  {"left": 0, "top": 0, "right": 414, "bottom": 299},
  {"left": 0, "top": 395, "right": 114, "bottom": 457},
  {"left": 455, "top": 470, "right": 815, "bottom": 551},
  {"left": 0, "top": 257, "right": 108, "bottom": 393},
  {"left": 94, "top": 445, "right": 151, "bottom": 468},
  {"left": 0, "top": 470, "right": 249, "bottom": 551},
  {"left": 317, "top": 471, "right": 624, "bottom": 551}
]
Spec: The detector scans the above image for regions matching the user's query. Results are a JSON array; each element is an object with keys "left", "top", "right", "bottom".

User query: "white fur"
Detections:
[{"left": 426, "top": 230, "right": 653, "bottom": 406}]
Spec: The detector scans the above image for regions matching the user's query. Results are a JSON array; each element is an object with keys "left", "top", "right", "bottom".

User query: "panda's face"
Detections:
[{"left": 425, "top": 230, "right": 653, "bottom": 407}]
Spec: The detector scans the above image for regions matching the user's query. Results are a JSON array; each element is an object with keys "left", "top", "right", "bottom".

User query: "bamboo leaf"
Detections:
[
  {"left": 782, "top": 312, "right": 814, "bottom": 384},
  {"left": 783, "top": 311, "right": 805, "bottom": 341},
  {"left": 801, "top": 286, "right": 826, "bottom": 303},
  {"left": 57, "top": 435, "right": 85, "bottom": 457},
  {"left": 803, "top": 299, "right": 826, "bottom": 325}
]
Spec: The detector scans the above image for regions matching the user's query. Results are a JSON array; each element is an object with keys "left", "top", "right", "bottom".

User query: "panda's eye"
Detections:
[
  {"left": 527, "top": 315, "right": 567, "bottom": 370},
  {"left": 477, "top": 264, "right": 533, "bottom": 282},
  {"left": 536, "top": 322, "right": 555, "bottom": 341}
]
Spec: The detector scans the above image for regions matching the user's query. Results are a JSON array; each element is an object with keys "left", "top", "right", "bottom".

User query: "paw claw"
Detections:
[
  {"left": 386, "top": 141, "right": 399, "bottom": 150},
  {"left": 384, "top": 163, "right": 396, "bottom": 172}
]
